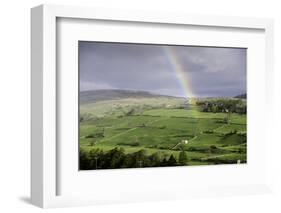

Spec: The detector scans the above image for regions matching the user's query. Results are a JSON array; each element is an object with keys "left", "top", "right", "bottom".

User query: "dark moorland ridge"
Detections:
[
  {"left": 80, "top": 89, "right": 247, "bottom": 104},
  {"left": 234, "top": 93, "right": 247, "bottom": 99},
  {"left": 79, "top": 89, "right": 178, "bottom": 104}
]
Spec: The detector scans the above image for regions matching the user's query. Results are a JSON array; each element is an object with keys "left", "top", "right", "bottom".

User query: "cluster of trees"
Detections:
[
  {"left": 80, "top": 147, "right": 188, "bottom": 170},
  {"left": 196, "top": 99, "right": 246, "bottom": 114}
]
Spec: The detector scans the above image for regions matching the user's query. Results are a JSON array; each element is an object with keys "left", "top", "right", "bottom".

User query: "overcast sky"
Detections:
[{"left": 79, "top": 41, "right": 246, "bottom": 97}]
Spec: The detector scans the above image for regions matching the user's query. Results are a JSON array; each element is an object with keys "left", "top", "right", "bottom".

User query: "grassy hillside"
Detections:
[{"left": 79, "top": 90, "right": 247, "bottom": 170}]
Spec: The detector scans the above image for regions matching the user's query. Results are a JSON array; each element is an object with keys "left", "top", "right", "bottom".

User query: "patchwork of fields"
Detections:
[{"left": 79, "top": 91, "right": 247, "bottom": 169}]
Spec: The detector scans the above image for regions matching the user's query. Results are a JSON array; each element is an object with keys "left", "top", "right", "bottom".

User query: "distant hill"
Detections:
[
  {"left": 80, "top": 89, "right": 178, "bottom": 104},
  {"left": 234, "top": 93, "right": 247, "bottom": 99}
]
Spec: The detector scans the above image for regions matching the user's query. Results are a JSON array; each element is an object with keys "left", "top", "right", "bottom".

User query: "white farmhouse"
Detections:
[{"left": 181, "top": 140, "right": 189, "bottom": 144}]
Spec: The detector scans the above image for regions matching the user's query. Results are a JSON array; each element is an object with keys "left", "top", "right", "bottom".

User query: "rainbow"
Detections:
[{"left": 162, "top": 46, "right": 195, "bottom": 99}]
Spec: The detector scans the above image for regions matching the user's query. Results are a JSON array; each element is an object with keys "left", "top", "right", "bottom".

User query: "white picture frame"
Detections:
[{"left": 31, "top": 4, "right": 274, "bottom": 208}]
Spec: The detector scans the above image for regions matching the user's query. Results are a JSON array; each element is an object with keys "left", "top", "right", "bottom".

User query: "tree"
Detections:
[
  {"left": 161, "top": 158, "right": 168, "bottom": 167},
  {"left": 167, "top": 154, "right": 177, "bottom": 166},
  {"left": 211, "top": 105, "right": 218, "bottom": 113},
  {"left": 79, "top": 149, "right": 91, "bottom": 170},
  {"left": 149, "top": 152, "right": 162, "bottom": 167},
  {"left": 88, "top": 148, "right": 104, "bottom": 169},
  {"left": 108, "top": 147, "right": 126, "bottom": 169},
  {"left": 122, "top": 154, "right": 135, "bottom": 168},
  {"left": 135, "top": 149, "right": 149, "bottom": 167},
  {"left": 178, "top": 150, "right": 188, "bottom": 165}
]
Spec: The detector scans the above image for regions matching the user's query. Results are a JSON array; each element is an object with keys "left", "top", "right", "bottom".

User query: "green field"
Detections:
[{"left": 79, "top": 90, "right": 247, "bottom": 170}]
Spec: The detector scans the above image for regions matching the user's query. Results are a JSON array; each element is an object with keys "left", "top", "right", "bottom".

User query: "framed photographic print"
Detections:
[
  {"left": 31, "top": 4, "right": 274, "bottom": 208},
  {"left": 78, "top": 42, "right": 247, "bottom": 170}
]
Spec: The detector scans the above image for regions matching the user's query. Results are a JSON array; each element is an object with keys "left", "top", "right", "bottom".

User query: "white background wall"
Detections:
[{"left": 0, "top": 0, "right": 280, "bottom": 212}]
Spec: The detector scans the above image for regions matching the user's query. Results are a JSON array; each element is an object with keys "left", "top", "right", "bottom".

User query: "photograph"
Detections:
[{"left": 79, "top": 41, "right": 247, "bottom": 170}]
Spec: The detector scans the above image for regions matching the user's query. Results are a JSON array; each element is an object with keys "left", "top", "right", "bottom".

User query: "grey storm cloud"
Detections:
[{"left": 79, "top": 41, "right": 246, "bottom": 97}]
